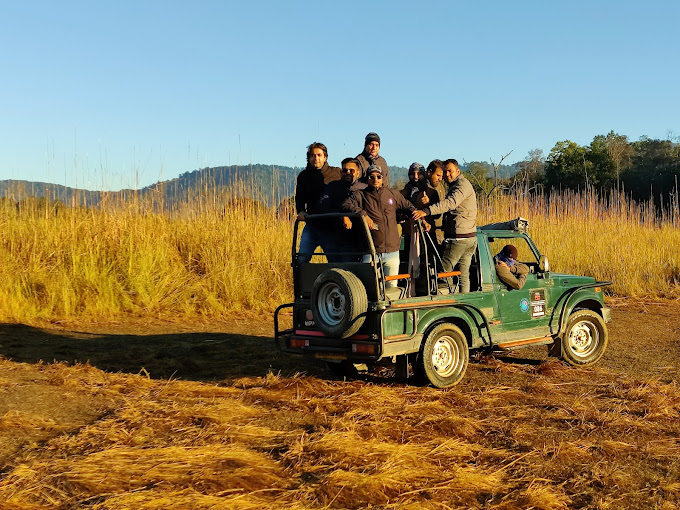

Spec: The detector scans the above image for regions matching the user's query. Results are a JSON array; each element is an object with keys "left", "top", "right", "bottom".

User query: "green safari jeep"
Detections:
[{"left": 274, "top": 214, "right": 611, "bottom": 388}]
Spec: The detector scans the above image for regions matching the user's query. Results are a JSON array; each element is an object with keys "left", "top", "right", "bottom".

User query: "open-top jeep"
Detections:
[{"left": 275, "top": 213, "right": 611, "bottom": 387}]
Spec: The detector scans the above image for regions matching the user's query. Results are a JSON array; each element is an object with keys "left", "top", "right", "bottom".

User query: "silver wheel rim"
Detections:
[
  {"left": 431, "top": 336, "right": 460, "bottom": 377},
  {"left": 567, "top": 320, "right": 598, "bottom": 358},
  {"left": 317, "top": 282, "right": 346, "bottom": 326}
]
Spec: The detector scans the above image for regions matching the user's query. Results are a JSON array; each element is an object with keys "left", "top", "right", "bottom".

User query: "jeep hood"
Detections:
[{"left": 551, "top": 273, "right": 597, "bottom": 286}]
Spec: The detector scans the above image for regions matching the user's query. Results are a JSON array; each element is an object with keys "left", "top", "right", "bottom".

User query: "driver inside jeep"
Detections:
[{"left": 494, "top": 244, "right": 530, "bottom": 290}]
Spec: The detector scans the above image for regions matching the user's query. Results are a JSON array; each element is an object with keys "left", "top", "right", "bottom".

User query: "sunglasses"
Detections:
[{"left": 368, "top": 174, "right": 383, "bottom": 180}]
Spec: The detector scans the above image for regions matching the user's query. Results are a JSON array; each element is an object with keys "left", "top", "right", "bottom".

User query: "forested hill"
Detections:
[
  {"left": 0, "top": 164, "right": 303, "bottom": 208},
  {"left": 2, "top": 132, "right": 677, "bottom": 211},
  {"left": 0, "top": 161, "right": 521, "bottom": 209}
]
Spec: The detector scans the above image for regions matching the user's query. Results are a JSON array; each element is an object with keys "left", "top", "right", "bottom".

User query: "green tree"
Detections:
[
  {"left": 465, "top": 162, "right": 495, "bottom": 197},
  {"left": 623, "top": 137, "right": 680, "bottom": 204},
  {"left": 544, "top": 140, "right": 591, "bottom": 190},
  {"left": 603, "top": 131, "right": 634, "bottom": 190},
  {"left": 545, "top": 134, "right": 633, "bottom": 191},
  {"left": 588, "top": 135, "right": 617, "bottom": 189}
]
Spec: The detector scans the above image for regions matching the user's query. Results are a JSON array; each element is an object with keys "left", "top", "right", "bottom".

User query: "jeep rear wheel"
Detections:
[
  {"left": 558, "top": 310, "right": 608, "bottom": 366},
  {"left": 311, "top": 269, "right": 367, "bottom": 338},
  {"left": 420, "top": 324, "right": 469, "bottom": 388}
]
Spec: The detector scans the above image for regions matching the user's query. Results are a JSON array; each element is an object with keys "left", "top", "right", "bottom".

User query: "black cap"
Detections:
[{"left": 365, "top": 132, "right": 380, "bottom": 145}]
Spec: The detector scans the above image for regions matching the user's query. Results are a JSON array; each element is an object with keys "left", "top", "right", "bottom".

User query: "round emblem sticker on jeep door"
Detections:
[{"left": 520, "top": 298, "right": 530, "bottom": 313}]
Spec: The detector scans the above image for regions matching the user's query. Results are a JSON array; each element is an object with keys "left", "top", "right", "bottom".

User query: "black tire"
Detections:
[
  {"left": 420, "top": 324, "right": 469, "bottom": 388},
  {"left": 311, "top": 269, "right": 367, "bottom": 338},
  {"left": 558, "top": 310, "right": 608, "bottom": 366}
]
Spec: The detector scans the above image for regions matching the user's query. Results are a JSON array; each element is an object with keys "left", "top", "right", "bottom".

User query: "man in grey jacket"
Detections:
[{"left": 413, "top": 159, "right": 477, "bottom": 293}]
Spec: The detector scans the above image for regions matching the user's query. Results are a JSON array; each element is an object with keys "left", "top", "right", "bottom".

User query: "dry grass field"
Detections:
[
  {"left": 0, "top": 187, "right": 678, "bottom": 324},
  {"left": 1, "top": 186, "right": 679, "bottom": 509},
  {"left": 0, "top": 301, "right": 679, "bottom": 509}
]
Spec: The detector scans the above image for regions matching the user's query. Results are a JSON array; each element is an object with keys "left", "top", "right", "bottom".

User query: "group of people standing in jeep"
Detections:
[{"left": 294, "top": 132, "right": 524, "bottom": 293}]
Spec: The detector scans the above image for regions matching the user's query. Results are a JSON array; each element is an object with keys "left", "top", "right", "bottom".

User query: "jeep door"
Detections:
[{"left": 486, "top": 235, "right": 553, "bottom": 335}]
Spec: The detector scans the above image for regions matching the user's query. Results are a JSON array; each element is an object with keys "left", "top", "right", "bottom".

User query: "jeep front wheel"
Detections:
[
  {"left": 558, "top": 310, "right": 608, "bottom": 366},
  {"left": 311, "top": 269, "right": 367, "bottom": 338},
  {"left": 420, "top": 324, "right": 469, "bottom": 388}
]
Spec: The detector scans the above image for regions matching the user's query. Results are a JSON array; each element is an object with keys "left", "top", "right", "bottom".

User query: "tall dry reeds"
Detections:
[
  {"left": 480, "top": 189, "right": 680, "bottom": 298},
  {"left": 0, "top": 184, "right": 678, "bottom": 322},
  {"left": 0, "top": 185, "right": 293, "bottom": 322}
]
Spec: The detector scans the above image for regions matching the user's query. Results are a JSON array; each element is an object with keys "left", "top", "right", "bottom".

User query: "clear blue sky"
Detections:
[{"left": 1, "top": 0, "right": 678, "bottom": 190}]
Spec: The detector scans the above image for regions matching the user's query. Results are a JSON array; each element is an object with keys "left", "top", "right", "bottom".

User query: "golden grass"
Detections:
[
  {"left": 0, "top": 193, "right": 292, "bottom": 321},
  {"left": 480, "top": 189, "right": 680, "bottom": 298},
  {"left": 2, "top": 358, "right": 679, "bottom": 509},
  {"left": 0, "top": 186, "right": 678, "bottom": 323}
]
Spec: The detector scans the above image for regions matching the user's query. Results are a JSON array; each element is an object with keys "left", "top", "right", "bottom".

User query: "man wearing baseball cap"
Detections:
[
  {"left": 356, "top": 132, "right": 390, "bottom": 187},
  {"left": 342, "top": 165, "right": 415, "bottom": 287},
  {"left": 494, "top": 244, "right": 530, "bottom": 290}
]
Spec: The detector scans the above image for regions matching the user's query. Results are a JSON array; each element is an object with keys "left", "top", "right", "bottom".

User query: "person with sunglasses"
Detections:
[
  {"left": 342, "top": 165, "right": 415, "bottom": 286},
  {"left": 317, "top": 158, "right": 367, "bottom": 261}
]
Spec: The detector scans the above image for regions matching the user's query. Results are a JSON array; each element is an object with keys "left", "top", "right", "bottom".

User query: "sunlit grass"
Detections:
[
  {"left": 0, "top": 185, "right": 678, "bottom": 322},
  {"left": 481, "top": 189, "right": 680, "bottom": 298},
  {"left": 0, "top": 191, "right": 293, "bottom": 321},
  {"left": 1, "top": 358, "right": 679, "bottom": 508}
]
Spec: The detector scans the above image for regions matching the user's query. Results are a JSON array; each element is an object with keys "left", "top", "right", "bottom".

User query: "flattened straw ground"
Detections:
[{"left": 1, "top": 357, "right": 680, "bottom": 508}]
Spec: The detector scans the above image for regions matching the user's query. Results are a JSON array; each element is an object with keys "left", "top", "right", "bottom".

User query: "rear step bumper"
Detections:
[{"left": 276, "top": 329, "right": 381, "bottom": 361}]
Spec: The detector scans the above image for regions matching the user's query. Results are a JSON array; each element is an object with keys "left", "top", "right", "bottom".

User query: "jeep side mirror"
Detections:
[{"left": 539, "top": 255, "right": 550, "bottom": 273}]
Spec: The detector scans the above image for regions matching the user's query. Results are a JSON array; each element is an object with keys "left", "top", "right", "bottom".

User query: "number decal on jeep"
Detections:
[{"left": 530, "top": 290, "right": 546, "bottom": 318}]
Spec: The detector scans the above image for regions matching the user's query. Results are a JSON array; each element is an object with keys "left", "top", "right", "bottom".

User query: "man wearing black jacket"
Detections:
[
  {"left": 295, "top": 142, "right": 341, "bottom": 262},
  {"left": 317, "top": 157, "right": 367, "bottom": 261},
  {"left": 342, "top": 165, "right": 415, "bottom": 286},
  {"left": 356, "top": 132, "right": 390, "bottom": 187}
]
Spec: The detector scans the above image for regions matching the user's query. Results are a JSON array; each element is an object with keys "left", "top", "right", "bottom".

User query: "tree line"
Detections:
[{"left": 488, "top": 132, "right": 679, "bottom": 209}]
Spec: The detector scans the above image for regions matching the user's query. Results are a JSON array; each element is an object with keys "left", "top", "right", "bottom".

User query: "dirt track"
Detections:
[
  {"left": 1, "top": 299, "right": 678, "bottom": 465},
  {"left": 1, "top": 299, "right": 678, "bottom": 383},
  {"left": 1, "top": 300, "right": 679, "bottom": 508}
]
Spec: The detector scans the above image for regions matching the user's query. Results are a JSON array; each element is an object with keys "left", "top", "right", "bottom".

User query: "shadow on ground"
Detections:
[{"left": 0, "top": 323, "right": 326, "bottom": 382}]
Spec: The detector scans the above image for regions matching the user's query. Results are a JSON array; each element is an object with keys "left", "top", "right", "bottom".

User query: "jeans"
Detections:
[
  {"left": 441, "top": 237, "right": 477, "bottom": 293},
  {"left": 298, "top": 223, "right": 332, "bottom": 263},
  {"left": 362, "top": 251, "right": 400, "bottom": 288}
]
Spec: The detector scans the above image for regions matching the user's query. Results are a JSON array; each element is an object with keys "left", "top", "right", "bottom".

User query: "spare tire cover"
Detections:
[{"left": 311, "top": 269, "right": 368, "bottom": 338}]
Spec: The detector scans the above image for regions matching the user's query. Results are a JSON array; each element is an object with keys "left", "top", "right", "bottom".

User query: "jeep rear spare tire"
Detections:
[{"left": 311, "top": 269, "right": 367, "bottom": 338}]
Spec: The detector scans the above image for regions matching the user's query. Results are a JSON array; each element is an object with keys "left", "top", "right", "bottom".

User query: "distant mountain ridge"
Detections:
[
  {"left": 0, "top": 164, "right": 304, "bottom": 208},
  {"left": 0, "top": 163, "right": 407, "bottom": 208},
  {"left": 0, "top": 162, "right": 517, "bottom": 208}
]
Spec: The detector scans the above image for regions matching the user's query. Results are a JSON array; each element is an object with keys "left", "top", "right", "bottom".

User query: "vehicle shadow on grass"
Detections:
[{"left": 0, "top": 323, "right": 327, "bottom": 382}]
